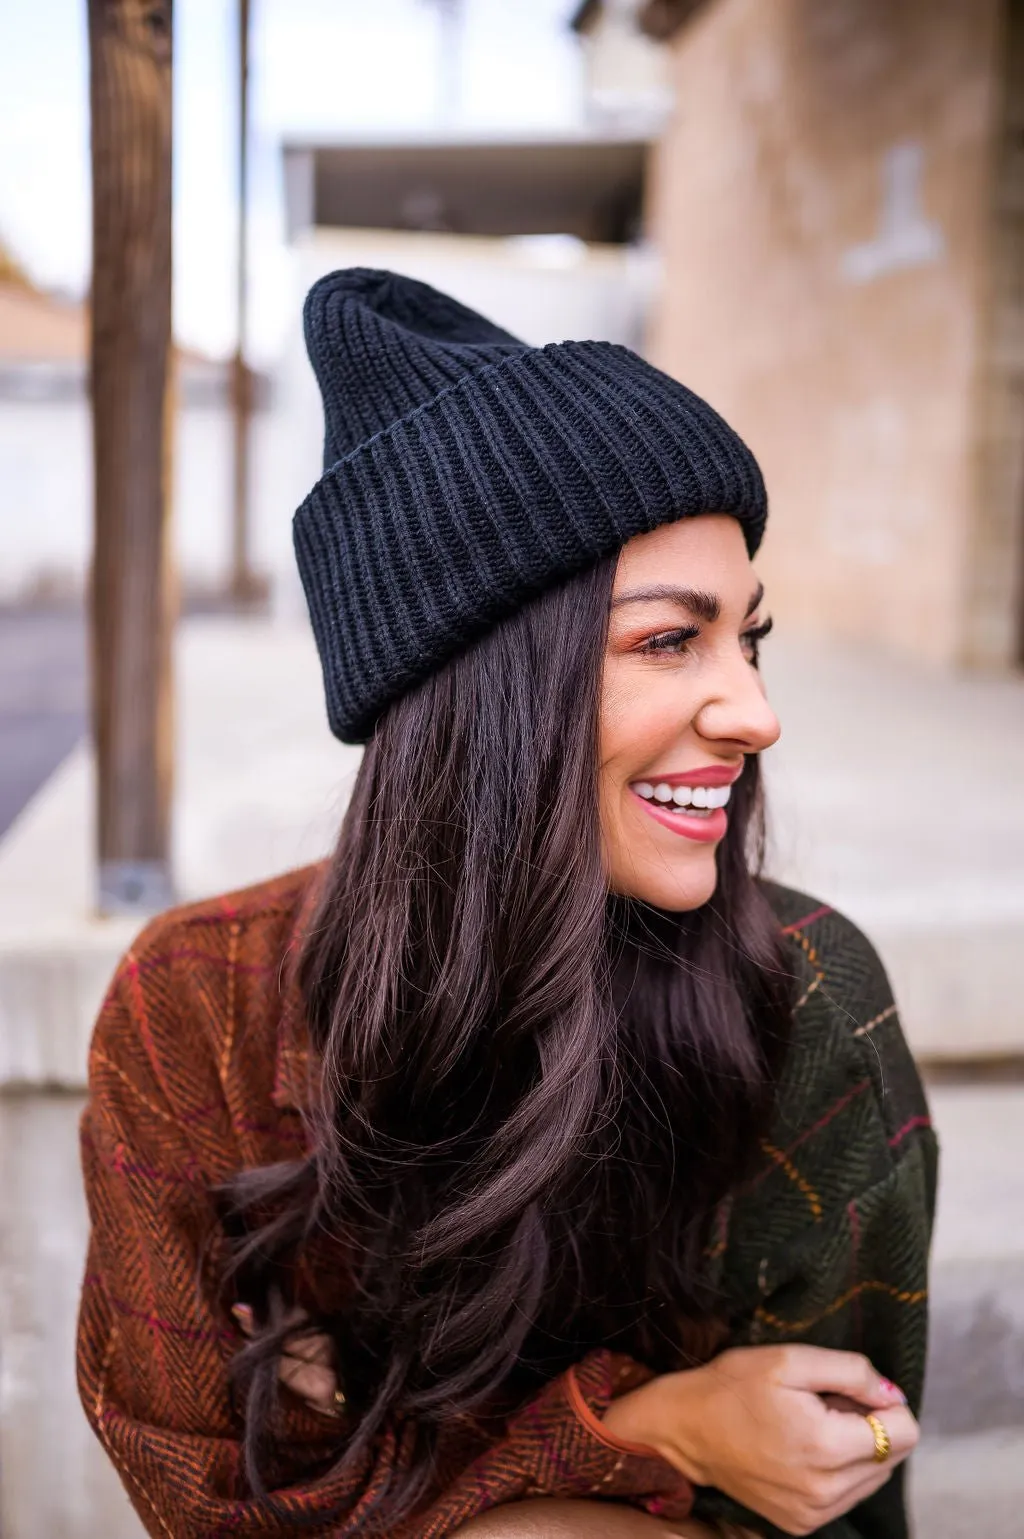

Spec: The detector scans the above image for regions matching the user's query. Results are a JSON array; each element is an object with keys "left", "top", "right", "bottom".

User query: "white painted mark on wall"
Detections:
[{"left": 840, "top": 142, "right": 945, "bottom": 283}]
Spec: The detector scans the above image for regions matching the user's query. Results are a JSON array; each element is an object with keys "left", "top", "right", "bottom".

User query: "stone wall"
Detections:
[{"left": 646, "top": 0, "right": 1011, "bottom": 665}]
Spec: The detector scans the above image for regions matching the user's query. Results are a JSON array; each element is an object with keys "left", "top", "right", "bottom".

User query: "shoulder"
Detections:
[
  {"left": 761, "top": 879, "right": 900, "bottom": 1041},
  {"left": 86, "top": 865, "right": 321, "bottom": 1156},
  {"left": 125, "top": 862, "right": 318, "bottom": 975},
  {"left": 743, "top": 881, "right": 935, "bottom": 1220},
  {"left": 721, "top": 885, "right": 937, "bottom": 1359}
]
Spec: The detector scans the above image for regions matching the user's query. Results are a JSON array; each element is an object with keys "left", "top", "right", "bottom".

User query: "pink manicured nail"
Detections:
[{"left": 879, "top": 1378, "right": 907, "bottom": 1403}]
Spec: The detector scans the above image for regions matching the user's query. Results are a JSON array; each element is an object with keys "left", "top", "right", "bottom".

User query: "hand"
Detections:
[
  {"left": 232, "top": 1303, "right": 342, "bottom": 1417},
  {"left": 601, "top": 1345, "right": 918, "bottom": 1536}
]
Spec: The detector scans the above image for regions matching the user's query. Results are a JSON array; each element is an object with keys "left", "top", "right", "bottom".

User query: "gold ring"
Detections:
[
  {"left": 865, "top": 1413, "right": 891, "bottom": 1463},
  {"left": 319, "top": 1386, "right": 347, "bottom": 1419}
]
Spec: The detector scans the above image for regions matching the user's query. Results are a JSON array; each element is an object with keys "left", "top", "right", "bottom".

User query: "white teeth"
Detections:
[{"left": 632, "top": 780, "right": 734, "bottom": 811}]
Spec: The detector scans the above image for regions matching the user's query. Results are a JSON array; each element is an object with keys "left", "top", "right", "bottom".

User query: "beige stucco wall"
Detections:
[{"left": 646, "top": 0, "right": 1005, "bottom": 665}]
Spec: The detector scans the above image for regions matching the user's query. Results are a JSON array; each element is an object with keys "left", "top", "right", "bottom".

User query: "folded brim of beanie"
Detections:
[{"left": 294, "top": 274, "right": 767, "bottom": 744}]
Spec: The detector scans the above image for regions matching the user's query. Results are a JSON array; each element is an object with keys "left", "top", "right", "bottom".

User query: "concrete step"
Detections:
[
  {"left": 910, "top": 1429, "right": 1024, "bottom": 1539},
  {"left": 920, "top": 1085, "right": 1024, "bottom": 1436}
]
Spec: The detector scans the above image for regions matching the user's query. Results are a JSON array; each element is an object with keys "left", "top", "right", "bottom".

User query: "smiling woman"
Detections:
[{"left": 76, "top": 271, "right": 936, "bottom": 1539}]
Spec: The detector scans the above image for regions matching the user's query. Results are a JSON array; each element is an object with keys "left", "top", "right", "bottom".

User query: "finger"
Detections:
[
  {"left": 231, "top": 1303, "right": 313, "bottom": 1336},
  {"left": 821, "top": 1404, "right": 919, "bottom": 1469},
  {"left": 855, "top": 1407, "right": 918, "bottom": 1465},
  {"left": 232, "top": 1308, "right": 340, "bottom": 1413},
  {"left": 279, "top": 1354, "right": 339, "bottom": 1413},
  {"left": 281, "top": 1331, "right": 334, "bottom": 1368},
  {"left": 776, "top": 1346, "right": 907, "bottom": 1409},
  {"left": 231, "top": 1304, "right": 254, "bottom": 1335},
  {"left": 816, "top": 1460, "right": 901, "bottom": 1527}
]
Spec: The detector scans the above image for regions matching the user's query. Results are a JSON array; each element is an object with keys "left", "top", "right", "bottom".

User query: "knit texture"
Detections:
[
  {"left": 77, "top": 866, "right": 935, "bottom": 1539},
  {"left": 294, "top": 269, "right": 768, "bottom": 742}
]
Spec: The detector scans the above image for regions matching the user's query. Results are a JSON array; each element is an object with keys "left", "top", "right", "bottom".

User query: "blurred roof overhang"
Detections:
[
  {"left": 570, "top": 0, "right": 712, "bottom": 42},
  {"left": 282, "top": 137, "right": 649, "bottom": 245}
]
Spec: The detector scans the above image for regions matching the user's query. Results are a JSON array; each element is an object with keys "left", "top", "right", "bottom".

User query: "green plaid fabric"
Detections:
[{"left": 693, "top": 884, "right": 938, "bottom": 1539}]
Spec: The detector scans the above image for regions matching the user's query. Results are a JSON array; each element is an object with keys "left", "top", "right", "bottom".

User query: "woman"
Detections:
[{"left": 77, "top": 271, "right": 936, "bottom": 1539}]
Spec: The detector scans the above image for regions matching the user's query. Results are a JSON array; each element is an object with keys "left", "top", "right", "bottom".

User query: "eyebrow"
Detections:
[{"left": 611, "top": 581, "right": 765, "bottom": 622}]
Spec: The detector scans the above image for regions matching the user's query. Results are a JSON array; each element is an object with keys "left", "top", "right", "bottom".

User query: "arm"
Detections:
[
  {"left": 598, "top": 917, "right": 938, "bottom": 1539},
  {"left": 78, "top": 959, "right": 694, "bottom": 1538}
]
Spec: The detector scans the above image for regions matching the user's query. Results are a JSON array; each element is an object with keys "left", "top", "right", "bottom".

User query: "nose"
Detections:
[{"left": 694, "top": 651, "right": 781, "bottom": 754}]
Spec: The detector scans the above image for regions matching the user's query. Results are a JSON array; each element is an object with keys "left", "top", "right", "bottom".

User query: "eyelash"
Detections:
[{"left": 639, "top": 616, "right": 774, "bottom": 665}]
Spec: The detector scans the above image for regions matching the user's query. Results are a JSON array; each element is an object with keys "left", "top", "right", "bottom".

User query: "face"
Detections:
[{"left": 599, "top": 514, "right": 780, "bottom": 912}]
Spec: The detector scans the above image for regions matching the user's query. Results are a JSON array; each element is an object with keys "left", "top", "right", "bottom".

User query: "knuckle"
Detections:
[
  {"left": 784, "top": 1511, "right": 819, "bottom": 1537},
  {"left": 802, "top": 1472, "right": 835, "bottom": 1508},
  {"left": 815, "top": 1472, "right": 849, "bottom": 1509},
  {"left": 776, "top": 1343, "right": 802, "bottom": 1375}
]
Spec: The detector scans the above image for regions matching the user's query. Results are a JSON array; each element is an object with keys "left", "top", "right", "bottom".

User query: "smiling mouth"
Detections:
[{"left": 630, "top": 781, "right": 732, "bottom": 819}]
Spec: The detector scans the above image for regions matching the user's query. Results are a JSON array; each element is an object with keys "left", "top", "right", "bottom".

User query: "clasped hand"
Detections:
[{"left": 602, "top": 1343, "right": 918, "bottom": 1536}]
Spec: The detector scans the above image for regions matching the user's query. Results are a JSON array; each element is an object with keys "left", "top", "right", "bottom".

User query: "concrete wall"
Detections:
[
  {"left": 646, "top": 0, "right": 1008, "bottom": 666},
  {"left": 576, "top": 0, "right": 675, "bottom": 129},
  {"left": 0, "top": 388, "right": 294, "bottom": 608}
]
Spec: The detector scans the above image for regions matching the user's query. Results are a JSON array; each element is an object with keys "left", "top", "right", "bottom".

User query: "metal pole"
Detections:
[
  {"left": 88, "top": 0, "right": 176, "bottom": 916},
  {"left": 425, "top": 0, "right": 463, "bottom": 125},
  {"left": 230, "top": 0, "right": 255, "bottom": 606}
]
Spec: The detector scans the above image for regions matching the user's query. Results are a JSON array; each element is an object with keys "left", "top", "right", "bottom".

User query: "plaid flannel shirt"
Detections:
[{"left": 77, "top": 866, "right": 936, "bottom": 1538}]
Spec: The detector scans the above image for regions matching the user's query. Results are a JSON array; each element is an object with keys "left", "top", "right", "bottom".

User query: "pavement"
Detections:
[
  {"left": 0, "top": 608, "right": 87, "bottom": 838},
  {"left": 0, "top": 615, "right": 1022, "bottom": 1536}
]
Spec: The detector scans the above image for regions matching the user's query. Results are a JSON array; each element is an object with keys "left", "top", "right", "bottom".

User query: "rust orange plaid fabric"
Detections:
[{"left": 77, "top": 865, "right": 936, "bottom": 1538}]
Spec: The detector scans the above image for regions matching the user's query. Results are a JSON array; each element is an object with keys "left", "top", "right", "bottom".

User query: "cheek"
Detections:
[{"left": 599, "top": 663, "right": 700, "bottom": 774}]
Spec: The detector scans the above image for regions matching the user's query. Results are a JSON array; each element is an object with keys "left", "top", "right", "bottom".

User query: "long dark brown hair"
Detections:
[{"left": 219, "top": 554, "right": 794, "bottom": 1526}]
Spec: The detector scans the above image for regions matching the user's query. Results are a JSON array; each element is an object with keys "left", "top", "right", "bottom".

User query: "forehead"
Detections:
[{"left": 612, "top": 514, "right": 754, "bottom": 595}]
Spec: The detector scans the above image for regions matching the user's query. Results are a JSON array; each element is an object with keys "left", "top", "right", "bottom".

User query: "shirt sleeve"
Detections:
[
  {"left": 691, "top": 917, "right": 939, "bottom": 1539},
  {"left": 77, "top": 960, "right": 694, "bottom": 1538}
]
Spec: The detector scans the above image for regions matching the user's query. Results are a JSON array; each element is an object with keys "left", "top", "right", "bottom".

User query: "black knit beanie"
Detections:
[{"left": 293, "top": 268, "right": 767, "bottom": 743}]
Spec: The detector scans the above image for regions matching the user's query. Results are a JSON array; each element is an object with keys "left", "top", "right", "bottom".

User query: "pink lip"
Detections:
[
  {"left": 631, "top": 792, "right": 728, "bottom": 844},
  {"left": 636, "top": 763, "right": 744, "bottom": 789}
]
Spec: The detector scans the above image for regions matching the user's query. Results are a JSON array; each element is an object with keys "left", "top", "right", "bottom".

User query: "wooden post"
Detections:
[
  {"left": 88, "top": 0, "right": 176, "bottom": 915},
  {"left": 230, "top": 0, "right": 257, "bottom": 606}
]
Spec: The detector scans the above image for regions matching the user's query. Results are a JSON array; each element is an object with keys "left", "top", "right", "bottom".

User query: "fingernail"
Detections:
[
  {"left": 231, "top": 1304, "right": 253, "bottom": 1327},
  {"left": 879, "top": 1378, "right": 907, "bottom": 1404}
]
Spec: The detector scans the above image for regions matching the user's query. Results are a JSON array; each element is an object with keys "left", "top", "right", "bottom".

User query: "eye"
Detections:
[
  {"left": 741, "top": 615, "right": 774, "bottom": 666},
  {"left": 638, "top": 625, "right": 701, "bottom": 656}
]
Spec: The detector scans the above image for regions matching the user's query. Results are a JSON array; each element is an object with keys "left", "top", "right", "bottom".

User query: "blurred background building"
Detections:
[
  {"left": 634, "top": 0, "right": 1023, "bottom": 672},
  {"left": 4, "top": 0, "right": 1022, "bottom": 670},
  {"left": 0, "top": 245, "right": 271, "bottom": 608},
  {"left": 1, "top": 2, "right": 1023, "bottom": 1536}
]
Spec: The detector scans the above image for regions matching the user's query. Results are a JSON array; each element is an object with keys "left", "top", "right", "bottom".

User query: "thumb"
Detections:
[{"left": 778, "top": 1346, "right": 907, "bottom": 1409}]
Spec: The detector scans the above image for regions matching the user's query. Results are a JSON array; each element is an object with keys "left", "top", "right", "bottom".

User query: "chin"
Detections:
[{"left": 615, "top": 854, "right": 720, "bottom": 913}]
